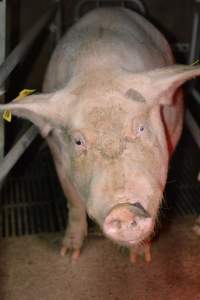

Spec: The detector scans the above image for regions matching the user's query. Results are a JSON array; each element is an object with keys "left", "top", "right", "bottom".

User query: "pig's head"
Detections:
[{"left": 1, "top": 64, "right": 200, "bottom": 247}]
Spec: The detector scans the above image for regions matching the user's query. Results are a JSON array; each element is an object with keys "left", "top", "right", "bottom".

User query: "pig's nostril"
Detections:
[
  {"left": 129, "top": 220, "right": 137, "bottom": 228},
  {"left": 109, "top": 219, "right": 121, "bottom": 230},
  {"left": 109, "top": 219, "right": 137, "bottom": 230}
]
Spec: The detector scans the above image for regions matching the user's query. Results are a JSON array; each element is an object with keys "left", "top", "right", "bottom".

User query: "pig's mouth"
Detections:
[
  {"left": 105, "top": 236, "right": 142, "bottom": 247},
  {"left": 112, "top": 236, "right": 150, "bottom": 247},
  {"left": 103, "top": 226, "right": 153, "bottom": 247}
]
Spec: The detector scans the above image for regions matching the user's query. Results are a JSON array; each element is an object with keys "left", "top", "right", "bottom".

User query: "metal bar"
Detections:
[
  {"left": 0, "top": 2, "right": 59, "bottom": 187},
  {"left": 0, "top": 0, "right": 6, "bottom": 70},
  {"left": 188, "top": 11, "right": 199, "bottom": 64},
  {"left": 0, "top": 125, "right": 38, "bottom": 184},
  {"left": 0, "top": 0, "right": 6, "bottom": 161},
  {"left": 191, "top": 88, "right": 200, "bottom": 105},
  {"left": 74, "top": 0, "right": 146, "bottom": 22},
  {"left": 187, "top": 1, "right": 200, "bottom": 152},
  {"left": 188, "top": 0, "right": 200, "bottom": 63},
  {"left": 0, "top": 2, "right": 58, "bottom": 86},
  {"left": 125, "top": 0, "right": 146, "bottom": 14},
  {"left": 185, "top": 110, "right": 200, "bottom": 149}
]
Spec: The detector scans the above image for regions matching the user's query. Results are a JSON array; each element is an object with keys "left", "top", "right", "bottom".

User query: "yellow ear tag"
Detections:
[
  {"left": 3, "top": 89, "right": 36, "bottom": 122},
  {"left": 190, "top": 59, "right": 199, "bottom": 66},
  {"left": 3, "top": 110, "right": 12, "bottom": 122}
]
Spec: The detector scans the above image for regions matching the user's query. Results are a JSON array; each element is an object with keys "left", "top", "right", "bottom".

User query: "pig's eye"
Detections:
[
  {"left": 132, "top": 115, "right": 147, "bottom": 138},
  {"left": 75, "top": 138, "right": 83, "bottom": 146},
  {"left": 137, "top": 125, "right": 145, "bottom": 135},
  {"left": 73, "top": 132, "right": 87, "bottom": 151}
]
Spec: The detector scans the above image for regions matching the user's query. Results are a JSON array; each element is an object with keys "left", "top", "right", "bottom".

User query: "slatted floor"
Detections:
[
  {"left": 0, "top": 181, "right": 67, "bottom": 237},
  {"left": 0, "top": 153, "right": 67, "bottom": 237},
  {"left": 165, "top": 128, "right": 200, "bottom": 216},
  {"left": 0, "top": 127, "right": 199, "bottom": 238}
]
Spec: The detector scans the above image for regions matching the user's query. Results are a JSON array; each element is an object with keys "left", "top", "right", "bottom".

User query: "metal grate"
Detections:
[
  {"left": 0, "top": 153, "right": 67, "bottom": 237},
  {"left": 165, "top": 128, "right": 200, "bottom": 216}
]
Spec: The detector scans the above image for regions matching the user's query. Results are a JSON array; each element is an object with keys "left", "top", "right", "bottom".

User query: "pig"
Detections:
[{"left": 1, "top": 7, "right": 200, "bottom": 262}]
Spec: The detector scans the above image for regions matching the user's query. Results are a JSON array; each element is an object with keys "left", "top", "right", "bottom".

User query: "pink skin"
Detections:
[
  {"left": 103, "top": 204, "right": 153, "bottom": 246},
  {"left": 66, "top": 94, "right": 168, "bottom": 251}
]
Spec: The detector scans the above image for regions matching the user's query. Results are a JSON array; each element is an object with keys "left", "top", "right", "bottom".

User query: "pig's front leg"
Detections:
[
  {"left": 129, "top": 240, "right": 152, "bottom": 264},
  {"left": 62, "top": 204, "right": 87, "bottom": 259},
  {"left": 57, "top": 164, "right": 88, "bottom": 259},
  {"left": 47, "top": 138, "right": 88, "bottom": 259}
]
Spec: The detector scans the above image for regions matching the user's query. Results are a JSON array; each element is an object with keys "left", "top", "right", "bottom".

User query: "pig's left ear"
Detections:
[
  {"left": 135, "top": 64, "right": 200, "bottom": 106},
  {"left": 0, "top": 90, "right": 67, "bottom": 136}
]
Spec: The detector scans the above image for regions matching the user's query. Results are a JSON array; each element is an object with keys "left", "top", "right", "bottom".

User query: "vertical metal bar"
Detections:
[
  {"left": 0, "top": 0, "right": 6, "bottom": 161},
  {"left": 187, "top": 1, "right": 200, "bottom": 150},
  {"left": 0, "top": 0, "right": 6, "bottom": 70},
  {"left": 188, "top": 11, "right": 199, "bottom": 64},
  {"left": 191, "top": 88, "right": 200, "bottom": 105},
  {"left": 185, "top": 110, "right": 200, "bottom": 149}
]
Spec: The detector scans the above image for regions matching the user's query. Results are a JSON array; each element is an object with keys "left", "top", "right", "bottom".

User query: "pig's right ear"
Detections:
[
  {"left": 129, "top": 64, "right": 200, "bottom": 106},
  {"left": 0, "top": 91, "right": 66, "bottom": 137}
]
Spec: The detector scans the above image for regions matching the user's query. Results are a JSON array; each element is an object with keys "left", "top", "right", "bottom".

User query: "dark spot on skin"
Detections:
[{"left": 125, "top": 88, "right": 146, "bottom": 103}]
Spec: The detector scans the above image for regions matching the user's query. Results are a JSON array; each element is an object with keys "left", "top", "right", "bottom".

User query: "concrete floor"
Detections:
[{"left": 0, "top": 216, "right": 199, "bottom": 300}]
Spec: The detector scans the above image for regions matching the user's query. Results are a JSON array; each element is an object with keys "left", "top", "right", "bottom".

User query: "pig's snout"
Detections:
[{"left": 103, "top": 202, "right": 153, "bottom": 246}]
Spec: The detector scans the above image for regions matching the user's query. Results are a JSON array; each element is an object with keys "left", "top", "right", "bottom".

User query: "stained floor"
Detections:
[{"left": 0, "top": 216, "right": 199, "bottom": 300}]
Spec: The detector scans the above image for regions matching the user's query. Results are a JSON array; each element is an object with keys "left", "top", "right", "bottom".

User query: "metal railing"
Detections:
[
  {"left": 186, "top": 0, "right": 200, "bottom": 149},
  {"left": 74, "top": 0, "right": 146, "bottom": 22},
  {"left": 0, "top": 2, "right": 58, "bottom": 184}
]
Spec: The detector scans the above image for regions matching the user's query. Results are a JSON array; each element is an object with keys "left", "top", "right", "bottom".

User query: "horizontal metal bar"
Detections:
[
  {"left": 0, "top": 125, "right": 38, "bottom": 185},
  {"left": 185, "top": 109, "right": 200, "bottom": 149},
  {"left": 74, "top": 0, "right": 146, "bottom": 21},
  {"left": 0, "top": 2, "right": 58, "bottom": 86}
]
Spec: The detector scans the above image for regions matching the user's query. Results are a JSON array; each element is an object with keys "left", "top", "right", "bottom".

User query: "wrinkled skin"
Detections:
[{"left": 1, "top": 8, "right": 200, "bottom": 262}]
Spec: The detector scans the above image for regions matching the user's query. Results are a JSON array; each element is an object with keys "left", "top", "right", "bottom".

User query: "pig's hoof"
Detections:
[
  {"left": 129, "top": 240, "right": 151, "bottom": 264},
  {"left": 60, "top": 247, "right": 81, "bottom": 260},
  {"left": 60, "top": 223, "right": 87, "bottom": 259}
]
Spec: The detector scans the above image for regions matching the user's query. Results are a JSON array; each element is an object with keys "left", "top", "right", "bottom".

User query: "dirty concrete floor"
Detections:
[{"left": 0, "top": 216, "right": 199, "bottom": 300}]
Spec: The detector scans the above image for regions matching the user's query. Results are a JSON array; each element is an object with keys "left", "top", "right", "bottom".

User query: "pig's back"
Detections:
[{"left": 43, "top": 8, "right": 174, "bottom": 91}]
